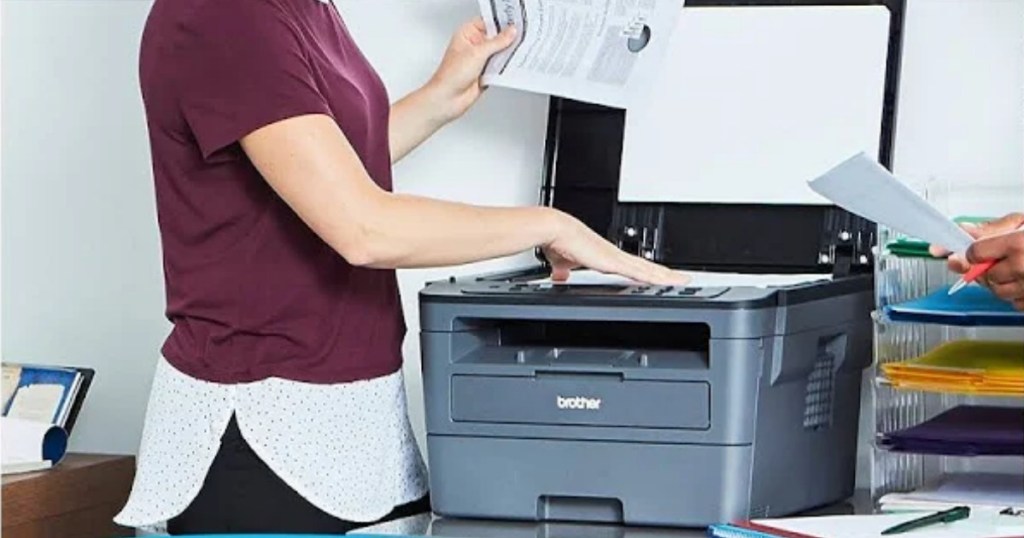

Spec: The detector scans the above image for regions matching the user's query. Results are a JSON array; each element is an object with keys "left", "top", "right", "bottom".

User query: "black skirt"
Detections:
[{"left": 166, "top": 415, "right": 431, "bottom": 534}]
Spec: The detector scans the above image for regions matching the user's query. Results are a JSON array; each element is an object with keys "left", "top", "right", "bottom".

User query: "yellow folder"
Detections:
[{"left": 882, "top": 340, "right": 1024, "bottom": 397}]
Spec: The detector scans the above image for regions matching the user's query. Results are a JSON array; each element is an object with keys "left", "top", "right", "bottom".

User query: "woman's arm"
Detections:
[
  {"left": 241, "top": 113, "right": 684, "bottom": 285},
  {"left": 389, "top": 19, "right": 516, "bottom": 163},
  {"left": 388, "top": 85, "right": 451, "bottom": 163}
]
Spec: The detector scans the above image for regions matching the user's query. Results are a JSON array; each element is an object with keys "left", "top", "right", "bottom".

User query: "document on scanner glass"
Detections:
[
  {"left": 531, "top": 269, "right": 833, "bottom": 288},
  {"left": 477, "top": 0, "right": 684, "bottom": 108}
]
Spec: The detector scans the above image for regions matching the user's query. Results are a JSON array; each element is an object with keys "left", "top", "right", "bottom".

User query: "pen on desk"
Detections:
[
  {"left": 948, "top": 223, "right": 1024, "bottom": 295},
  {"left": 880, "top": 505, "right": 971, "bottom": 535}
]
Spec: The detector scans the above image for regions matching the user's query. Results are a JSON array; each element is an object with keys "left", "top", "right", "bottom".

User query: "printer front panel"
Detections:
[
  {"left": 425, "top": 434, "right": 756, "bottom": 526},
  {"left": 420, "top": 300, "right": 772, "bottom": 446},
  {"left": 418, "top": 285, "right": 872, "bottom": 526}
]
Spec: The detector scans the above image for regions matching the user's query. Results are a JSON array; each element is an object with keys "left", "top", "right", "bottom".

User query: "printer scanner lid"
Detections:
[{"left": 538, "top": 0, "right": 906, "bottom": 277}]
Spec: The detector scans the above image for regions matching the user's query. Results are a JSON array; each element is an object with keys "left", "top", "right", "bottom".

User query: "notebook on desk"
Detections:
[
  {"left": 1, "top": 362, "right": 93, "bottom": 433},
  {"left": 879, "top": 473, "right": 1024, "bottom": 514},
  {"left": 708, "top": 511, "right": 1024, "bottom": 537}
]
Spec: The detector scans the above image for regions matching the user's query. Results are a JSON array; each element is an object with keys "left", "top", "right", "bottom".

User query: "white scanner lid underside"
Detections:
[{"left": 618, "top": 5, "right": 892, "bottom": 206}]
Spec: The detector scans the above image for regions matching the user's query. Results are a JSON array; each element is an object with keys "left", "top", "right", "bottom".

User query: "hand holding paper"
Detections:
[
  {"left": 807, "top": 153, "right": 974, "bottom": 254},
  {"left": 476, "top": 0, "right": 684, "bottom": 108},
  {"left": 809, "top": 155, "right": 1024, "bottom": 308},
  {"left": 946, "top": 219, "right": 1024, "bottom": 295}
]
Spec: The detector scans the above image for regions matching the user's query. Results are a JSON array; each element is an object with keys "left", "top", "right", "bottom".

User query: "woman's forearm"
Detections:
[
  {"left": 241, "top": 113, "right": 561, "bottom": 270},
  {"left": 241, "top": 114, "right": 679, "bottom": 283},
  {"left": 388, "top": 85, "right": 451, "bottom": 163},
  {"left": 354, "top": 193, "right": 561, "bottom": 268}
]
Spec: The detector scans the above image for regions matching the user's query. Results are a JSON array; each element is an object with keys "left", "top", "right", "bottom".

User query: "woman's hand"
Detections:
[
  {"left": 930, "top": 213, "right": 1024, "bottom": 310},
  {"left": 389, "top": 18, "right": 515, "bottom": 162},
  {"left": 543, "top": 213, "right": 689, "bottom": 286},
  {"left": 425, "top": 17, "right": 516, "bottom": 122}
]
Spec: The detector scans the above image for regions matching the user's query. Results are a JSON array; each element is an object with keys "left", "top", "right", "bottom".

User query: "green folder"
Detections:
[{"left": 884, "top": 216, "right": 991, "bottom": 258}]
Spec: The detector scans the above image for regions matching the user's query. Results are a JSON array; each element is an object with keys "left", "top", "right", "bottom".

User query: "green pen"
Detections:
[{"left": 880, "top": 506, "right": 971, "bottom": 535}]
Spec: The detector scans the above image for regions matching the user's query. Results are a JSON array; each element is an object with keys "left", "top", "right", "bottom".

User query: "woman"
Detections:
[{"left": 114, "top": 0, "right": 684, "bottom": 534}]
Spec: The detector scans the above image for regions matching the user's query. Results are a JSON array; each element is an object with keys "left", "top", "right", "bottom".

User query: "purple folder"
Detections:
[{"left": 879, "top": 405, "right": 1024, "bottom": 456}]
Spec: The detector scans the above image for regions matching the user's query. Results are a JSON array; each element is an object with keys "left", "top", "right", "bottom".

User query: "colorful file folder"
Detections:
[
  {"left": 885, "top": 238, "right": 932, "bottom": 258},
  {"left": 884, "top": 285, "right": 1024, "bottom": 326},
  {"left": 881, "top": 340, "right": 1024, "bottom": 396},
  {"left": 884, "top": 216, "right": 993, "bottom": 258},
  {"left": 878, "top": 405, "right": 1024, "bottom": 456}
]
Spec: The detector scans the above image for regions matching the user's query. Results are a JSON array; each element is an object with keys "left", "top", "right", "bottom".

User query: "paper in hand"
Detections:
[
  {"left": 808, "top": 153, "right": 974, "bottom": 253},
  {"left": 476, "top": 0, "right": 684, "bottom": 108}
]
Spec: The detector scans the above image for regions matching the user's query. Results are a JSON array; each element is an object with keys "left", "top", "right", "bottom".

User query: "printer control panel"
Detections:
[{"left": 460, "top": 282, "right": 729, "bottom": 299}]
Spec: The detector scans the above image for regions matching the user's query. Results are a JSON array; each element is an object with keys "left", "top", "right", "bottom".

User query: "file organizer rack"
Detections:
[{"left": 869, "top": 223, "right": 1024, "bottom": 502}]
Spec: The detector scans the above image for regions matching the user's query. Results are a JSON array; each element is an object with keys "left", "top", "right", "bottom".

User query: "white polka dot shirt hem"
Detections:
[{"left": 114, "top": 356, "right": 428, "bottom": 530}]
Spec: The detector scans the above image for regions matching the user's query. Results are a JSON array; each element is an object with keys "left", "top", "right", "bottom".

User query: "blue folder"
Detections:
[
  {"left": 884, "top": 285, "right": 1024, "bottom": 327},
  {"left": 707, "top": 524, "right": 781, "bottom": 537}
]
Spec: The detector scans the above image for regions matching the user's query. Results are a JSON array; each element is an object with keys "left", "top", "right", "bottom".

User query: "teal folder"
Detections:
[{"left": 884, "top": 285, "right": 1024, "bottom": 327}]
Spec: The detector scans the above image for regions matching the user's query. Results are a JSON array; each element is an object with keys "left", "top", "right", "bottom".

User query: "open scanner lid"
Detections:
[{"left": 539, "top": 0, "right": 906, "bottom": 277}]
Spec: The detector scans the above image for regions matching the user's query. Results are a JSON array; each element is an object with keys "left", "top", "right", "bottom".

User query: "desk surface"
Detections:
[
  {"left": 2, "top": 453, "right": 135, "bottom": 538},
  {"left": 144, "top": 494, "right": 871, "bottom": 537},
  {"left": 1, "top": 453, "right": 128, "bottom": 486}
]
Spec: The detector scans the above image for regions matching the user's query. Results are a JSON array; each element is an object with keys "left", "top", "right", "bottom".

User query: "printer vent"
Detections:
[
  {"left": 748, "top": 505, "right": 771, "bottom": 519},
  {"left": 802, "top": 350, "right": 836, "bottom": 431}
]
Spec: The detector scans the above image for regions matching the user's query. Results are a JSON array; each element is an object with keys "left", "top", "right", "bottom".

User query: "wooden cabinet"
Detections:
[{"left": 2, "top": 454, "right": 135, "bottom": 538}]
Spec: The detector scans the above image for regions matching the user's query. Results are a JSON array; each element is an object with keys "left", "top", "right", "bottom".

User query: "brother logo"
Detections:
[{"left": 556, "top": 396, "right": 602, "bottom": 410}]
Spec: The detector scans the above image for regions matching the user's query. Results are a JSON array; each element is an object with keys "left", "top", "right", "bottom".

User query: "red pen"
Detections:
[{"left": 947, "top": 223, "right": 1024, "bottom": 295}]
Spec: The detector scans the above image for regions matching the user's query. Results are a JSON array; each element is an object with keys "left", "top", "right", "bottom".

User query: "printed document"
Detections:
[
  {"left": 808, "top": 152, "right": 975, "bottom": 253},
  {"left": 477, "top": 0, "right": 684, "bottom": 108}
]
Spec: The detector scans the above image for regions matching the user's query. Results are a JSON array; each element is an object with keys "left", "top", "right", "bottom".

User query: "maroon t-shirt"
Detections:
[{"left": 139, "top": 0, "right": 404, "bottom": 383}]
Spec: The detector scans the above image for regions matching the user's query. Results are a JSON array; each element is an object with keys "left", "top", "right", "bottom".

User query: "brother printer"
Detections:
[{"left": 418, "top": 0, "right": 905, "bottom": 528}]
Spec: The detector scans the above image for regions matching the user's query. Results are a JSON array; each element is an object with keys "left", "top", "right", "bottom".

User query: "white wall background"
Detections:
[
  {"left": 1, "top": 0, "right": 167, "bottom": 455},
  {"left": 890, "top": 0, "right": 1024, "bottom": 215},
  {"left": 1, "top": 0, "right": 1021, "bottom": 493}
]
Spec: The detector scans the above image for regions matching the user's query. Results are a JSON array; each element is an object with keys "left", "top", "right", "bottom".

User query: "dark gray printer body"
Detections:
[{"left": 418, "top": 0, "right": 905, "bottom": 528}]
